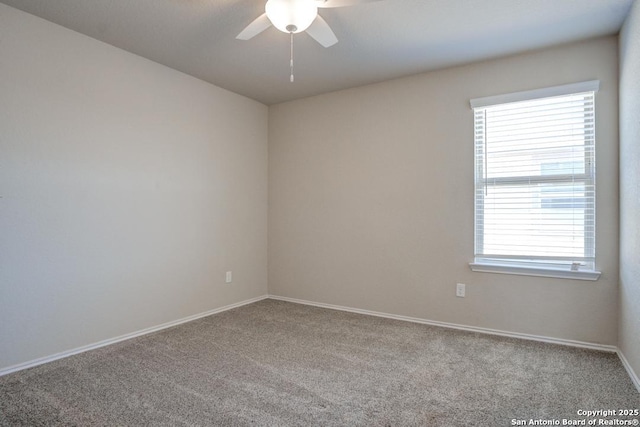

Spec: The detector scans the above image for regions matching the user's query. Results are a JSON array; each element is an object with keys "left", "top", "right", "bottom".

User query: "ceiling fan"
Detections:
[
  {"left": 237, "top": 0, "right": 382, "bottom": 81},
  {"left": 237, "top": 0, "right": 381, "bottom": 47}
]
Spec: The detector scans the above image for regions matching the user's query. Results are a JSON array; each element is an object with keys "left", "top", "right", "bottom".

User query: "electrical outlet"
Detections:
[
  {"left": 225, "top": 271, "right": 232, "bottom": 283},
  {"left": 456, "top": 283, "right": 466, "bottom": 298}
]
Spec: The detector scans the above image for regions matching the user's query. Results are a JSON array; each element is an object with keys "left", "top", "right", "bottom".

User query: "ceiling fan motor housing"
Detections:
[{"left": 265, "top": 0, "right": 318, "bottom": 34}]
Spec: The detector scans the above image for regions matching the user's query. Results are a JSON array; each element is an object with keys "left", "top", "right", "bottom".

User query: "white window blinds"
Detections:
[{"left": 472, "top": 82, "right": 598, "bottom": 273}]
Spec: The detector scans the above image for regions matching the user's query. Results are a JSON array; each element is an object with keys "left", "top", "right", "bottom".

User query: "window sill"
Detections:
[{"left": 469, "top": 262, "right": 601, "bottom": 281}]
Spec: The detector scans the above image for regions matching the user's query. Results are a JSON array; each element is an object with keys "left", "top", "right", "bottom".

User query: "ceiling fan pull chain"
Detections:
[{"left": 290, "top": 32, "right": 294, "bottom": 83}]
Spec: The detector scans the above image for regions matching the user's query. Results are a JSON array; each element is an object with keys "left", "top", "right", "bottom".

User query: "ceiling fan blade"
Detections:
[
  {"left": 236, "top": 13, "right": 272, "bottom": 40},
  {"left": 315, "top": 0, "right": 382, "bottom": 8},
  {"left": 306, "top": 15, "right": 338, "bottom": 47}
]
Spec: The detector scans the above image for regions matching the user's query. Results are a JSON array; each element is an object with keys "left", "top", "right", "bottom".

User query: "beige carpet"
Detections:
[{"left": 1, "top": 299, "right": 638, "bottom": 426}]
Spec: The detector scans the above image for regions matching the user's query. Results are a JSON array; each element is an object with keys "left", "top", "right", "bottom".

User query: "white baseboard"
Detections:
[
  {"left": 0, "top": 294, "right": 269, "bottom": 377},
  {"left": 617, "top": 349, "right": 640, "bottom": 393},
  {"left": 268, "top": 295, "right": 618, "bottom": 353}
]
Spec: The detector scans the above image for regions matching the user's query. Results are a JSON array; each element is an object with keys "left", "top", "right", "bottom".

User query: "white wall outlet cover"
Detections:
[
  {"left": 225, "top": 271, "right": 233, "bottom": 283},
  {"left": 456, "top": 283, "right": 465, "bottom": 297}
]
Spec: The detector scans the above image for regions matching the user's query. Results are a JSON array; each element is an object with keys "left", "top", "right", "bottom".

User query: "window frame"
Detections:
[{"left": 469, "top": 81, "right": 601, "bottom": 281}]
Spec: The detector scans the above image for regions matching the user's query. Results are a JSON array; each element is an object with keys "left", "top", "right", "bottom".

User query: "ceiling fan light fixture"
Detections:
[{"left": 265, "top": 0, "right": 318, "bottom": 34}]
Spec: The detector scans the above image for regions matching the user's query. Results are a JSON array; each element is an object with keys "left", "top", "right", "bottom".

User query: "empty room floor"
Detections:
[{"left": 1, "top": 299, "right": 638, "bottom": 426}]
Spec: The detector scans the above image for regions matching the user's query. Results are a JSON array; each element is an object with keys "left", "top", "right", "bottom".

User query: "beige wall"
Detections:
[
  {"left": 269, "top": 37, "right": 620, "bottom": 345},
  {"left": 619, "top": 0, "right": 640, "bottom": 385},
  {"left": 0, "top": 4, "right": 268, "bottom": 370}
]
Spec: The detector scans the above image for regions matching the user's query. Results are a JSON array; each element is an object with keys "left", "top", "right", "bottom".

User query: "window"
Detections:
[{"left": 469, "top": 81, "right": 601, "bottom": 280}]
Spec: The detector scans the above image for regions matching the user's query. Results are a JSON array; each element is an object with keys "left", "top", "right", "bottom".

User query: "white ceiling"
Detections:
[{"left": 0, "top": 0, "right": 633, "bottom": 105}]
